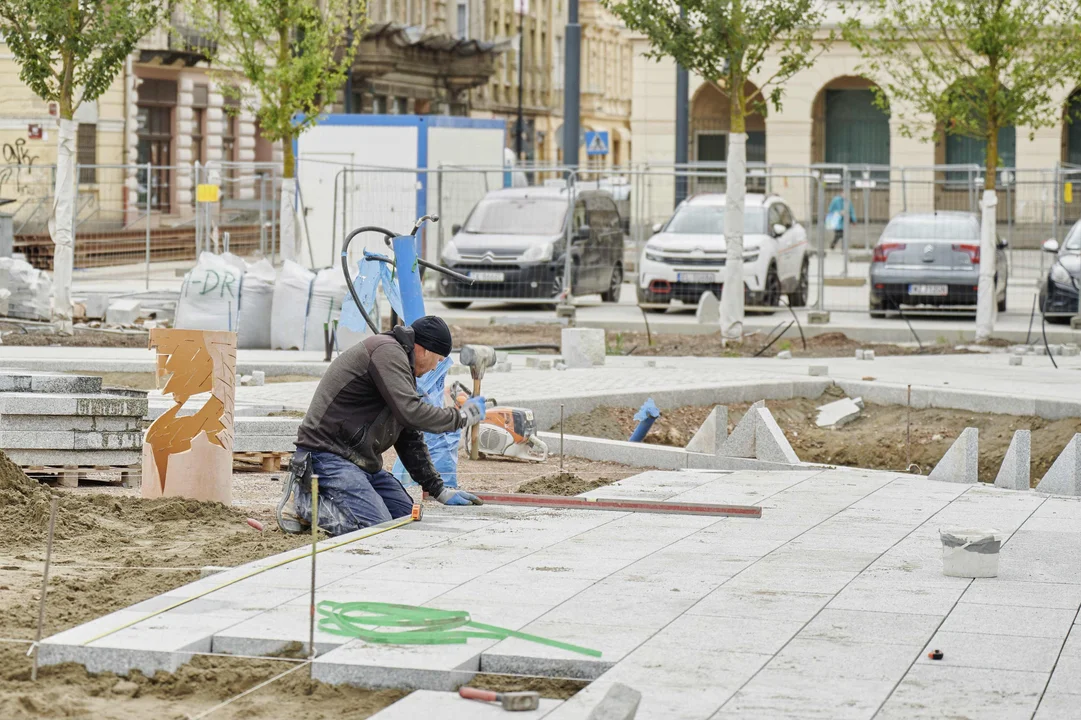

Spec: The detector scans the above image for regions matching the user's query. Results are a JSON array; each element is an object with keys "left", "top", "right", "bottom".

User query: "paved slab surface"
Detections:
[{"left": 40, "top": 467, "right": 1081, "bottom": 718}]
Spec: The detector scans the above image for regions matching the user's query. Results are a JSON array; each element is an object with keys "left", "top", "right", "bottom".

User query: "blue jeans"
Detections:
[{"left": 293, "top": 448, "right": 414, "bottom": 536}]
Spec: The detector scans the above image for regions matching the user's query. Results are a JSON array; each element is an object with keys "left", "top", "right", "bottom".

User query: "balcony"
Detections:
[{"left": 137, "top": 8, "right": 216, "bottom": 66}]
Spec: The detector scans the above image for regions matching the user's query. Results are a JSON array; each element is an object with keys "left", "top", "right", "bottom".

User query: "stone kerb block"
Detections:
[
  {"left": 0, "top": 373, "right": 103, "bottom": 394},
  {"left": 719, "top": 400, "right": 762, "bottom": 459},
  {"left": 994, "top": 430, "right": 1031, "bottom": 491},
  {"left": 562, "top": 328, "right": 606, "bottom": 368},
  {"left": 928, "top": 427, "right": 979, "bottom": 484},
  {"left": 1035, "top": 433, "right": 1081, "bottom": 496},
  {"left": 685, "top": 406, "right": 727, "bottom": 455},
  {"left": 754, "top": 407, "right": 800, "bottom": 464},
  {"left": 695, "top": 291, "right": 719, "bottom": 325},
  {"left": 106, "top": 298, "right": 142, "bottom": 325}
]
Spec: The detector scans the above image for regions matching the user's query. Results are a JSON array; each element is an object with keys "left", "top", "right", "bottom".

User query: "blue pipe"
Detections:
[
  {"left": 629, "top": 398, "right": 660, "bottom": 443},
  {"left": 392, "top": 234, "right": 426, "bottom": 325}
]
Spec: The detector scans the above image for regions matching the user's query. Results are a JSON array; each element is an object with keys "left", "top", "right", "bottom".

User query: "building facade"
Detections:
[{"left": 631, "top": 14, "right": 1081, "bottom": 227}]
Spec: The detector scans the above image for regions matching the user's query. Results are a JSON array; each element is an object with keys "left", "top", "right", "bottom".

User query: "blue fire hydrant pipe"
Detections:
[
  {"left": 392, "top": 235, "right": 426, "bottom": 324},
  {"left": 629, "top": 398, "right": 660, "bottom": 443}
]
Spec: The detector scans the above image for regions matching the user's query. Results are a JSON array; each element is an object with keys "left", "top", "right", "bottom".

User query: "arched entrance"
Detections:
[
  {"left": 811, "top": 77, "right": 891, "bottom": 223},
  {"left": 690, "top": 81, "right": 766, "bottom": 193}
]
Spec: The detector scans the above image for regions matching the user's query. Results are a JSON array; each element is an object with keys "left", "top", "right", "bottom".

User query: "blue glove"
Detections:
[
  {"left": 459, "top": 396, "right": 487, "bottom": 428},
  {"left": 436, "top": 488, "right": 484, "bottom": 506}
]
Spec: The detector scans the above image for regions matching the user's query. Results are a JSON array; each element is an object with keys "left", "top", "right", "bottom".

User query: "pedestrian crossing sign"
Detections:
[{"left": 585, "top": 131, "right": 609, "bottom": 156}]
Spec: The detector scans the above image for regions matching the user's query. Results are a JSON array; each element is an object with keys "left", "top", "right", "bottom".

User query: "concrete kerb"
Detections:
[
  {"left": 994, "top": 430, "right": 1032, "bottom": 491},
  {"left": 535, "top": 432, "right": 810, "bottom": 473},
  {"left": 1035, "top": 434, "right": 1081, "bottom": 497},
  {"left": 833, "top": 379, "right": 1081, "bottom": 420},
  {"left": 927, "top": 427, "right": 979, "bottom": 484}
]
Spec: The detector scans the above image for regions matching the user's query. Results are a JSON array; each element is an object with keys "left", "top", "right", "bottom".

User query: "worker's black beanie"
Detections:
[{"left": 411, "top": 316, "right": 453, "bottom": 357}]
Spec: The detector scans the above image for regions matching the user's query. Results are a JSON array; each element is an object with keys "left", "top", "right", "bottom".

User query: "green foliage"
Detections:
[
  {"left": 843, "top": 0, "right": 1081, "bottom": 169},
  {"left": 0, "top": 0, "right": 161, "bottom": 117},
  {"left": 189, "top": 0, "right": 364, "bottom": 176},
  {"left": 602, "top": 0, "right": 833, "bottom": 123}
]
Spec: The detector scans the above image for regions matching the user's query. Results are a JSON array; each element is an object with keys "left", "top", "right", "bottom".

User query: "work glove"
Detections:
[
  {"left": 459, "top": 396, "right": 487, "bottom": 428},
  {"left": 436, "top": 488, "right": 484, "bottom": 506}
]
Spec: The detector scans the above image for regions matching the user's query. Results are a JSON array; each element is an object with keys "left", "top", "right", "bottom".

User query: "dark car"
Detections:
[
  {"left": 869, "top": 212, "right": 1007, "bottom": 318},
  {"left": 1039, "top": 220, "right": 1081, "bottom": 322},
  {"left": 436, "top": 187, "right": 624, "bottom": 308}
]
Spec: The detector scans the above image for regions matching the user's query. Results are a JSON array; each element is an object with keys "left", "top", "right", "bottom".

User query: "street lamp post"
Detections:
[
  {"left": 562, "top": 0, "right": 580, "bottom": 169},
  {"left": 515, "top": 0, "right": 527, "bottom": 162}
]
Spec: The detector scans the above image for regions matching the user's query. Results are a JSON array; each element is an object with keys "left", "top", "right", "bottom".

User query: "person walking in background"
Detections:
[{"left": 827, "top": 194, "right": 857, "bottom": 250}]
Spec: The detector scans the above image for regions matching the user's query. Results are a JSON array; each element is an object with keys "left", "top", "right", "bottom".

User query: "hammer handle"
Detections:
[
  {"left": 459, "top": 686, "right": 498, "bottom": 703},
  {"left": 469, "top": 378, "right": 481, "bottom": 460}
]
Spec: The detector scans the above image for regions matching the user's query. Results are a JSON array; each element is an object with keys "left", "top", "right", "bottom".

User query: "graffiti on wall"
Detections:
[{"left": 0, "top": 139, "right": 46, "bottom": 199}]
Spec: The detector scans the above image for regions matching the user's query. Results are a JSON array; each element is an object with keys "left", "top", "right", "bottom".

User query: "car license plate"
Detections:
[
  {"left": 908, "top": 284, "right": 949, "bottom": 296},
  {"left": 469, "top": 271, "right": 505, "bottom": 282},
  {"left": 677, "top": 272, "right": 716, "bottom": 284}
]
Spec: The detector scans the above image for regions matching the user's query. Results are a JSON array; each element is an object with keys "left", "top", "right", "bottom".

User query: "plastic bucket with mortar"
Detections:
[{"left": 940, "top": 528, "right": 1004, "bottom": 578}]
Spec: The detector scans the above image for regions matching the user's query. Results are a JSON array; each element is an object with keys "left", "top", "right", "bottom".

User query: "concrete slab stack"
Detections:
[{"left": 0, "top": 373, "right": 147, "bottom": 483}]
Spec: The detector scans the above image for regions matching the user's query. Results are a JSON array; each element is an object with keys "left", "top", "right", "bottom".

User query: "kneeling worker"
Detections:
[{"left": 280, "top": 315, "right": 486, "bottom": 535}]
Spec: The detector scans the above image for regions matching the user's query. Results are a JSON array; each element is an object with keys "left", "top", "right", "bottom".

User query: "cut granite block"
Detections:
[
  {"left": 3, "top": 448, "right": 141, "bottom": 467},
  {"left": 0, "top": 415, "right": 142, "bottom": 432},
  {"left": 0, "top": 373, "right": 103, "bottom": 394},
  {"left": 0, "top": 430, "right": 140, "bottom": 450},
  {"left": 995, "top": 430, "right": 1032, "bottom": 491},
  {"left": 719, "top": 400, "right": 763, "bottom": 459},
  {"left": 685, "top": 405, "right": 727, "bottom": 455},
  {"left": 754, "top": 407, "right": 800, "bottom": 464},
  {"left": 1035, "top": 434, "right": 1081, "bottom": 496},
  {"left": 0, "top": 393, "right": 147, "bottom": 417},
  {"left": 311, "top": 639, "right": 494, "bottom": 691},
  {"left": 928, "top": 427, "right": 979, "bottom": 484}
]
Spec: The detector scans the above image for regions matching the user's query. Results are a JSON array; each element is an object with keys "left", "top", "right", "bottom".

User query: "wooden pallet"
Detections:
[
  {"left": 232, "top": 451, "right": 291, "bottom": 473},
  {"left": 24, "top": 465, "right": 141, "bottom": 489}
]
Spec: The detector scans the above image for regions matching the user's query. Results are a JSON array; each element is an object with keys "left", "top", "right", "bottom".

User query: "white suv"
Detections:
[{"left": 637, "top": 193, "right": 810, "bottom": 311}]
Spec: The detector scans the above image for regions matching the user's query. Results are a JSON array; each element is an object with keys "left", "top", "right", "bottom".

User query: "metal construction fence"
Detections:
[
  {"left": 8, "top": 161, "right": 282, "bottom": 279},
  {"left": 5, "top": 158, "right": 1080, "bottom": 321}
]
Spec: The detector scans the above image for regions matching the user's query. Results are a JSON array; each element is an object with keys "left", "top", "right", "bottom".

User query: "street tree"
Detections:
[
  {"left": 188, "top": 0, "right": 363, "bottom": 262},
  {"left": 0, "top": 0, "right": 161, "bottom": 330},
  {"left": 843, "top": 0, "right": 1081, "bottom": 340},
  {"left": 603, "top": 0, "right": 833, "bottom": 339}
]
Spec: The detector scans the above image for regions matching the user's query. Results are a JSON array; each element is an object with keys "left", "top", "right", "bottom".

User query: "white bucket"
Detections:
[{"left": 941, "top": 528, "right": 1004, "bottom": 578}]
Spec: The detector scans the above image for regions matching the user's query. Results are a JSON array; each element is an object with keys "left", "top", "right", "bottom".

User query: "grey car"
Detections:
[{"left": 869, "top": 212, "right": 1007, "bottom": 318}]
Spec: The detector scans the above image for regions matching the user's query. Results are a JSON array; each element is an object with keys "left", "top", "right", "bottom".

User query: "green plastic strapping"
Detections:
[{"left": 316, "top": 601, "right": 602, "bottom": 658}]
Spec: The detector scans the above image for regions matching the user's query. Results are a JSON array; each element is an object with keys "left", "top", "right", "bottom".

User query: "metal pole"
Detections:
[
  {"left": 260, "top": 175, "right": 267, "bottom": 256},
  {"left": 842, "top": 167, "right": 851, "bottom": 278},
  {"left": 271, "top": 174, "right": 278, "bottom": 265},
  {"left": 560, "top": 403, "right": 565, "bottom": 476},
  {"left": 674, "top": 6, "right": 689, "bottom": 206},
  {"left": 816, "top": 174, "right": 826, "bottom": 310},
  {"left": 436, "top": 168, "right": 444, "bottom": 259},
  {"left": 901, "top": 167, "right": 908, "bottom": 212},
  {"left": 31, "top": 497, "right": 58, "bottom": 682},
  {"left": 145, "top": 162, "right": 152, "bottom": 289},
  {"left": 516, "top": 5, "right": 525, "bottom": 162},
  {"left": 862, "top": 168, "right": 871, "bottom": 251},
  {"left": 562, "top": 0, "right": 581, "bottom": 170},
  {"left": 309, "top": 475, "right": 319, "bottom": 660}
]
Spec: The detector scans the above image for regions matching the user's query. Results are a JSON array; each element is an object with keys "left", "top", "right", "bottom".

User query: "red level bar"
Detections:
[{"left": 474, "top": 493, "right": 761, "bottom": 519}]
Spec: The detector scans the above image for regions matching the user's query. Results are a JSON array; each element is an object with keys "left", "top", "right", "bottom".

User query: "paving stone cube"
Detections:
[
  {"left": 105, "top": 298, "right": 142, "bottom": 325},
  {"left": 775, "top": 350, "right": 793, "bottom": 360},
  {"left": 1009, "top": 355, "right": 1023, "bottom": 366},
  {"left": 808, "top": 365, "right": 828, "bottom": 376}
]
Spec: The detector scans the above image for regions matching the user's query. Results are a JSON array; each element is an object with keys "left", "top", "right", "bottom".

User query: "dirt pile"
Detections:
[
  {"left": 562, "top": 392, "right": 1081, "bottom": 484},
  {"left": 516, "top": 472, "right": 614, "bottom": 496}
]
